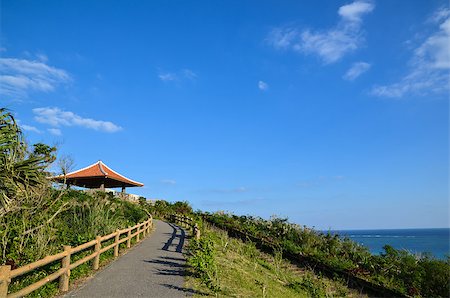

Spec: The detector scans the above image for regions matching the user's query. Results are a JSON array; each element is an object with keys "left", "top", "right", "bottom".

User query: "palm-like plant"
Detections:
[{"left": 0, "top": 108, "right": 48, "bottom": 216}]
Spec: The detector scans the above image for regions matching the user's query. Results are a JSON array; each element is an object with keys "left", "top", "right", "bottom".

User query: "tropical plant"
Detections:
[{"left": 0, "top": 108, "right": 50, "bottom": 216}]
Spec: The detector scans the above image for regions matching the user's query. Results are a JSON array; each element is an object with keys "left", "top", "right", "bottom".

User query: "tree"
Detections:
[
  {"left": 58, "top": 154, "right": 75, "bottom": 176},
  {"left": 0, "top": 108, "right": 52, "bottom": 216},
  {"left": 138, "top": 196, "right": 147, "bottom": 205},
  {"left": 32, "top": 143, "right": 57, "bottom": 164}
]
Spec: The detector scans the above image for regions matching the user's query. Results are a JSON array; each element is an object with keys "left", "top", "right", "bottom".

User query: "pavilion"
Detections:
[{"left": 52, "top": 161, "right": 144, "bottom": 194}]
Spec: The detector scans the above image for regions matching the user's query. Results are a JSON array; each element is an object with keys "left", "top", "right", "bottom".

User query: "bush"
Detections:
[{"left": 187, "top": 234, "right": 220, "bottom": 292}]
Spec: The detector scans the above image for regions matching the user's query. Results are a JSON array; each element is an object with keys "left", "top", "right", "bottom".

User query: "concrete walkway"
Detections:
[{"left": 65, "top": 220, "right": 191, "bottom": 298}]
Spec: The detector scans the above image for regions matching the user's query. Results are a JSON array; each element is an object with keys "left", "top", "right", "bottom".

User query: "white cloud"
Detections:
[
  {"left": 36, "top": 53, "right": 48, "bottom": 63},
  {"left": 266, "top": 1, "right": 374, "bottom": 64},
  {"left": 48, "top": 128, "right": 62, "bottom": 136},
  {"left": 182, "top": 69, "right": 197, "bottom": 80},
  {"left": 158, "top": 73, "right": 177, "bottom": 82},
  {"left": 33, "top": 107, "right": 122, "bottom": 133},
  {"left": 161, "top": 179, "right": 176, "bottom": 185},
  {"left": 338, "top": 1, "right": 375, "bottom": 22},
  {"left": 158, "top": 68, "right": 197, "bottom": 82},
  {"left": 0, "top": 58, "right": 70, "bottom": 99},
  {"left": 21, "top": 124, "right": 41, "bottom": 134},
  {"left": 343, "top": 61, "right": 371, "bottom": 80},
  {"left": 266, "top": 27, "right": 299, "bottom": 49},
  {"left": 258, "top": 80, "right": 269, "bottom": 91},
  {"left": 428, "top": 7, "right": 450, "bottom": 24},
  {"left": 371, "top": 11, "right": 450, "bottom": 98}
]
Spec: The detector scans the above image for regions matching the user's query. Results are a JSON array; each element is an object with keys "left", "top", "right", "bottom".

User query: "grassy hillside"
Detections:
[
  {"left": 186, "top": 223, "right": 364, "bottom": 297},
  {"left": 202, "top": 212, "right": 450, "bottom": 297}
]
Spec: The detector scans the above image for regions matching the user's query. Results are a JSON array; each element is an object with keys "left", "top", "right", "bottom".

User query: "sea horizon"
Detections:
[
  {"left": 329, "top": 227, "right": 450, "bottom": 231},
  {"left": 328, "top": 228, "right": 449, "bottom": 260}
]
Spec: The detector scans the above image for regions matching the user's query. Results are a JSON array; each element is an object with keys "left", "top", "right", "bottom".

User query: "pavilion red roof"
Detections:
[{"left": 53, "top": 161, "right": 144, "bottom": 188}]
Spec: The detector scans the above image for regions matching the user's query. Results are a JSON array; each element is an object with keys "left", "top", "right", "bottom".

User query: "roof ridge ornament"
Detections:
[{"left": 98, "top": 161, "right": 108, "bottom": 176}]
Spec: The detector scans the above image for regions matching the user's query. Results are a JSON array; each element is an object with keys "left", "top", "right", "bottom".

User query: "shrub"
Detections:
[{"left": 187, "top": 234, "right": 220, "bottom": 292}]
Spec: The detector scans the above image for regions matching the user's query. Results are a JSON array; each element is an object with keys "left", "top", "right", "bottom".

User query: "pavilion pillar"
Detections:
[
  {"left": 121, "top": 186, "right": 126, "bottom": 193},
  {"left": 100, "top": 182, "right": 105, "bottom": 191}
]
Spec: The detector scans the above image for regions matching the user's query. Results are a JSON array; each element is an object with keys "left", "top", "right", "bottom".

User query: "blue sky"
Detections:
[{"left": 1, "top": 0, "right": 448, "bottom": 229}]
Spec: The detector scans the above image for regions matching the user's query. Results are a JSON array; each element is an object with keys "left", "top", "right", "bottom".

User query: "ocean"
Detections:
[{"left": 331, "top": 228, "right": 450, "bottom": 259}]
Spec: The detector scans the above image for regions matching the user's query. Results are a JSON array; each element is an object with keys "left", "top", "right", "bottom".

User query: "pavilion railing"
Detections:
[{"left": 0, "top": 216, "right": 153, "bottom": 298}]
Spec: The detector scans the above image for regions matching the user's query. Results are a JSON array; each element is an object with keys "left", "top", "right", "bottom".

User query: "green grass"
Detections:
[{"left": 186, "top": 224, "right": 364, "bottom": 297}]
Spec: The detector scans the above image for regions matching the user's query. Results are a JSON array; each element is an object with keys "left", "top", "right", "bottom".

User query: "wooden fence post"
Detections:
[
  {"left": 136, "top": 226, "right": 140, "bottom": 242},
  {"left": 59, "top": 245, "right": 71, "bottom": 292},
  {"left": 143, "top": 223, "right": 147, "bottom": 238},
  {"left": 127, "top": 226, "right": 131, "bottom": 248},
  {"left": 194, "top": 223, "right": 201, "bottom": 240},
  {"left": 114, "top": 229, "right": 120, "bottom": 257},
  {"left": 0, "top": 265, "right": 11, "bottom": 297},
  {"left": 93, "top": 236, "right": 101, "bottom": 270}
]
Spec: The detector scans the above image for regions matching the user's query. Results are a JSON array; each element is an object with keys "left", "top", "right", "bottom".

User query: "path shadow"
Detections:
[
  {"left": 160, "top": 283, "right": 209, "bottom": 296},
  {"left": 162, "top": 223, "right": 186, "bottom": 253},
  {"left": 162, "top": 224, "right": 177, "bottom": 251},
  {"left": 176, "top": 227, "right": 185, "bottom": 253},
  {"left": 159, "top": 256, "right": 185, "bottom": 262},
  {"left": 156, "top": 268, "right": 185, "bottom": 276},
  {"left": 143, "top": 259, "right": 184, "bottom": 268}
]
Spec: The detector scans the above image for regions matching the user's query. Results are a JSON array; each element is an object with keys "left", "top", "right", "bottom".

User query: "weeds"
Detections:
[{"left": 187, "top": 234, "right": 220, "bottom": 293}]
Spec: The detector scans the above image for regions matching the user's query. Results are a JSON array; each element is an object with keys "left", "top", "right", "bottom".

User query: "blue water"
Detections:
[{"left": 331, "top": 228, "right": 450, "bottom": 259}]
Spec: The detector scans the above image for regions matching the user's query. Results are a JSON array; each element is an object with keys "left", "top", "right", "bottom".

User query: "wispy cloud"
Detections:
[
  {"left": 258, "top": 80, "right": 269, "bottom": 91},
  {"left": 21, "top": 124, "right": 41, "bottom": 134},
  {"left": 371, "top": 9, "right": 449, "bottom": 98},
  {"left": 182, "top": 69, "right": 197, "bottom": 80},
  {"left": 158, "top": 73, "right": 177, "bottom": 82},
  {"left": 47, "top": 128, "right": 62, "bottom": 136},
  {"left": 33, "top": 107, "right": 122, "bottom": 133},
  {"left": 0, "top": 57, "right": 71, "bottom": 99},
  {"left": 158, "top": 68, "right": 197, "bottom": 82},
  {"left": 161, "top": 179, "right": 177, "bottom": 185},
  {"left": 36, "top": 53, "right": 48, "bottom": 63},
  {"left": 266, "top": 1, "right": 374, "bottom": 64},
  {"left": 343, "top": 62, "right": 371, "bottom": 80},
  {"left": 427, "top": 6, "right": 450, "bottom": 24}
]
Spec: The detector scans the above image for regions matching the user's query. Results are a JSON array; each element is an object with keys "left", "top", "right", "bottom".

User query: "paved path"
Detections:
[{"left": 65, "top": 220, "right": 190, "bottom": 298}]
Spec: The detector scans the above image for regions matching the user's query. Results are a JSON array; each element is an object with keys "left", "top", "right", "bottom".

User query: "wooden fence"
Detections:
[
  {"left": 170, "top": 214, "right": 200, "bottom": 240},
  {"left": 0, "top": 216, "right": 153, "bottom": 298}
]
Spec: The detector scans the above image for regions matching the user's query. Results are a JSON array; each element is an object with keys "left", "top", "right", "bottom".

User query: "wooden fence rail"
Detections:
[
  {"left": 0, "top": 216, "right": 153, "bottom": 298},
  {"left": 170, "top": 214, "right": 200, "bottom": 240}
]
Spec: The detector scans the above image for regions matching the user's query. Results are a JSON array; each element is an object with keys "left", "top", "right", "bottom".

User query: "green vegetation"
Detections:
[
  {"left": 186, "top": 223, "right": 362, "bottom": 297},
  {"left": 143, "top": 199, "right": 193, "bottom": 218},
  {"left": 0, "top": 109, "right": 150, "bottom": 297},
  {"left": 205, "top": 212, "right": 450, "bottom": 297}
]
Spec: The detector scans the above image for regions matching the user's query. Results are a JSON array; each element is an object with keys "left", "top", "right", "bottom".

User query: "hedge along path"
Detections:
[{"left": 0, "top": 216, "right": 154, "bottom": 298}]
